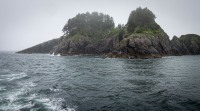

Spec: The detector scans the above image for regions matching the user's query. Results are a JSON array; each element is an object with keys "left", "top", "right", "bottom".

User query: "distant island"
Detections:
[{"left": 17, "top": 7, "right": 200, "bottom": 59}]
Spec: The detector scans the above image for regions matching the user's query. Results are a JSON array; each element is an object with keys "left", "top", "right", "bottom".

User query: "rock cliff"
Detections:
[
  {"left": 18, "top": 32, "right": 200, "bottom": 58},
  {"left": 17, "top": 8, "right": 200, "bottom": 58},
  {"left": 107, "top": 32, "right": 172, "bottom": 58},
  {"left": 17, "top": 33, "right": 200, "bottom": 58},
  {"left": 171, "top": 34, "right": 200, "bottom": 55},
  {"left": 17, "top": 38, "right": 62, "bottom": 54}
]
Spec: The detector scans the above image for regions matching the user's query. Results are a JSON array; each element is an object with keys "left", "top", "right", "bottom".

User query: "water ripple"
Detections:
[{"left": 0, "top": 53, "right": 200, "bottom": 111}]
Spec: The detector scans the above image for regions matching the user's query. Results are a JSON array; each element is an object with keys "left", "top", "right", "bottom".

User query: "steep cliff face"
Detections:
[
  {"left": 50, "top": 37, "right": 91, "bottom": 55},
  {"left": 171, "top": 34, "right": 200, "bottom": 55},
  {"left": 46, "top": 30, "right": 172, "bottom": 59},
  {"left": 17, "top": 33, "right": 200, "bottom": 58},
  {"left": 107, "top": 33, "right": 172, "bottom": 58},
  {"left": 17, "top": 38, "right": 62, "bottom": 54},
  {"left": 50, "top": 36, "right": 115, "bottom": 55},
  {"left": 171, "top": 36, "right": 190, "bottom": 55}
]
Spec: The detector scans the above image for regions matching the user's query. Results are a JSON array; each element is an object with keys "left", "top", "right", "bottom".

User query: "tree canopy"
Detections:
[
  {"left": 127, "top": 7, "right": 156, "bottom": 33},
  {"left": 62, "top": 12, "right": 115, "bottom": 39}
]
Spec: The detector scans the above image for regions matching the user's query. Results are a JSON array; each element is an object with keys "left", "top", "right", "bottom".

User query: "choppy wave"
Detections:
[
  {"left": 1, "top": 52, "right": 200, "bottom": 111},
  {"left": 0, "top": 84, "right": 76, "bottom": 111},
  {"left": 0, "top": 76, "right": 76, "bottom": 111},
  {"left": 32, "top": 97, "right": 76, "bottom": 111},
  {"left": 0, "top": 86, "right": 6, "bottom": 91},
  {"left": 0, "top": 72, "right": 27, "bottom": 81},
  {"left": 50, "top": 87, "right": 60, "bottom": 92}
]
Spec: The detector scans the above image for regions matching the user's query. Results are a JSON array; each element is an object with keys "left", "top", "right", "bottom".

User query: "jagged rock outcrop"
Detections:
[
  {"left": 107, "top": 33, "right": 172, "bottom": 58},
  {"left": 17, "top": 33, "right": 200, "bottom": 58},
  {"left": 171, "top": 34, "right": 200, "bottom": 55},
  {"left": 45, "top": 31, "right": 172, "bottom": 59},
  {"left": 51, "top": 37, "right": 91, "bottom": 55},
  {"left": 51, "top": 36, "right": 115, "bottom": 56},
  {"left": 171, "top": 36, "right": 190, "bottom": 55}
]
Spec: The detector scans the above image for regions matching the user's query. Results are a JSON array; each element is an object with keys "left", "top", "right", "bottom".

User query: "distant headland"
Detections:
[{"left": 17, "top": 7, "right": 200, "bottom": 59}]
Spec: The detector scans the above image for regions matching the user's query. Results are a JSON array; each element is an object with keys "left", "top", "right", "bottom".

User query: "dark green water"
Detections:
[{"left": 0, "top": 52, "right": 200, "bottom": 111}]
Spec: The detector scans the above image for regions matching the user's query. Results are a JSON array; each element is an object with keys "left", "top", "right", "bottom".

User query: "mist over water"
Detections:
[{"left": 0, "top": 52, "right": 200, "bottom": 111}]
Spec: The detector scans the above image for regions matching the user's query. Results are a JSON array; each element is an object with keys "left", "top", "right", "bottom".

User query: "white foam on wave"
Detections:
[
  {"left": 0, "top": 86, "right": 6, "bottom": 91},
  {"left": 0, "top": 100, "right": 34, "bottom": 111},
  {"left": 50, "top": 52, "right": 61, "bottom": 56},
  {"left": 6, "top": 81, "right": 34, "bottom": 103},
  {"left": 0, "top": 87, "right": 29, "bottom": 110},
  {"left": 34, "top": 97, "right": 76, "bottom": 111},
  {"left": 50, "top": 87, "right": 60, "bottom": 92},
  {"left": 162, "top": 56, "right": 174, "bottom": 59},
  {"left": 1, "top": 89, "right": 76, "bottom": 111},
  {"left": 1, "top": 72, "right": 27, "bottom": 81},
  {"left": 1, "top": 81, "right": 37, "bottom": 110},
  {"left": 50, "top": 52, "right": 55, "bottom": 56},
  {"left": 1, "top": 75, "right": 75, "bottom": 111},
  {"left": 19, "top": 81, "right": 37, "bottom": 87},
  {"left": 56, "top": 53, "right": 61, "bottom": 56}
]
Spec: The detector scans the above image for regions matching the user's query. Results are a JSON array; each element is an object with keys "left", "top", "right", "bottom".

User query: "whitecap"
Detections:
[
  {"left": 2, "top": 72, "right": 27, "bottom": 81},
  {"left": 50, "top": 52, "right": 55, "bottom": 56},
  {"left": 6, "top": 91, "right": 22, "bottom": 103},
  {"left": 49, "top": 52, "right": 61, "bottom": 56},
  {"left": 2, "top": 87, "right": 35, "bottom": 110},
  {"left": 56, "top": 53, "right": 61, "bottom": 56},
  {"left": 28, "top": 93, "right": 37, "bottom": 99},
  {"left": 19, "top": 81, "right": 37, "bottom": 87},
  {"left": 0, "top": 100, "right": 34, "bottom": 111},
  {"left": 162, "top": 56, "right": 174, "bottom": 59},
  {"left": 1, "top": 80, "right": 38, "bottom": 110},
  {"left": 34, "top": 97, "right": 76, "bottom": 111},
  {"left": 50, "top": 87, "right": 60, "bottom": 92},
  {"left": 0, "top": 86, "right": 6, "bottom": 91},
  {"left": 6, "top": 81, "right": 35, "bottom": 103}
]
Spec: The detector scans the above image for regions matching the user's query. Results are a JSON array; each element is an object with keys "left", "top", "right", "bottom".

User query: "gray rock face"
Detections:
[
  {"left": 50, "top": 38, "right": 91, "bottom": 55},
  {"left": 171, "top": 34, "right": 200, "bottom": 55},
  {"left": 51, "top": 37, "right": 114, "bottom": 55},
  {"left": 107, "top": 34, "right": 172, "bottom": 58},
  {"left": 17, "top": 38, "right": 62, "bottom": 54},
  {"left": 17, "top": 33, "right": 200, "bottom": 59},
  {"left": 171, "top": 36, "right": 190, "bottom": 55},
  {"left": 85, "top": 37, "right": 114, "bottom": 54}
]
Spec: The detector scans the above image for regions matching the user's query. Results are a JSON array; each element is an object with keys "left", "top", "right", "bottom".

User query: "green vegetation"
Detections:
[
  {"left": 180, "top": 34, "right": 200, "bottom": 45},
  {"left": 126, "top": 7, "right": 157, "bottom": 34},
  {"left": 62, "top": 7, "right": 166, "bottom": 42},
  {"left": 69, "top": 33, "right": 87, "bottom": 41},
  {"left": 62, "top": 12, "right": 114, "bottom": 40},
  {"left": 109, "top": 25, "right": 125, "bottom": 36}
]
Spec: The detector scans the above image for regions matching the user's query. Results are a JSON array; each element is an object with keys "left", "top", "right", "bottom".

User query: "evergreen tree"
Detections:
[
  {"left": 127, "top": 7, "right": 156, "bottom": 33},
  {"left": 62, "top": 12, "right": 115, "bottom": 39}
]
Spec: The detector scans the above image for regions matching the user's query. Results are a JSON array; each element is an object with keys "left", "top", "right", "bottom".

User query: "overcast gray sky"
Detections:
[{"left": 0, "top": 0, "right": 200, "bottom": 51}]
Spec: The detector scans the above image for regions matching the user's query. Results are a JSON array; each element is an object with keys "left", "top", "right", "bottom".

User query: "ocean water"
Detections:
[{"left": 0, "top": 52, "right": 200, "bottom": 111}]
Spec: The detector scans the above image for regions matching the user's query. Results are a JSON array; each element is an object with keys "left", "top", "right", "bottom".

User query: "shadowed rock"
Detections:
[
  {"left": 171, "top": 34, "right": 200, "bottom": 55},
  {"left": 17, "top": 38, "right": 62, "bottom": 54}
]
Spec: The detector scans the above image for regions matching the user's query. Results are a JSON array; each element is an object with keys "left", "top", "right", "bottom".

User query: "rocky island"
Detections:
[{"left": 17, "top": 7, "right": 200, "bottom": 59}]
